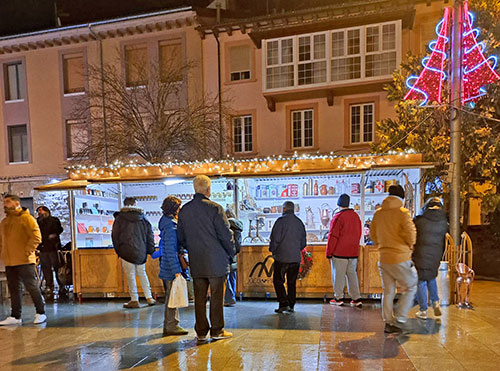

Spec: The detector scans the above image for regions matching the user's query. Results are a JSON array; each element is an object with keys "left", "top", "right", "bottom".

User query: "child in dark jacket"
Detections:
[
  {"left": 224, "top": 209, "right": 243, "bottom": 306},
  {"left": 153, "top": 196, "right": 189, "bottom": 336}
]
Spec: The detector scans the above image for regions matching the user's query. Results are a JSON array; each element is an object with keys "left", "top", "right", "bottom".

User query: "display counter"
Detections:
[
  {"left": 36, "top": 152, "right": 429, "bottom": 299},
  {"left": 237, "top": 244, "right": 383, "bottom": 298}
]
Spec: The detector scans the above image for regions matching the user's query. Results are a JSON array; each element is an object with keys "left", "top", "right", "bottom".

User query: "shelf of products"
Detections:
[
  {"left": 74, "top": 186, "right": 119, "bottom": 249},
  {"left": 237, "top": 170, "right": 420, "bottom": 246}
]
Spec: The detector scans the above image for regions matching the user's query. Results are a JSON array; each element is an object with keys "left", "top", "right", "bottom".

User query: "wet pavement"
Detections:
[{"left": 0, "top": 281, "right": 499, "bottom": 370}]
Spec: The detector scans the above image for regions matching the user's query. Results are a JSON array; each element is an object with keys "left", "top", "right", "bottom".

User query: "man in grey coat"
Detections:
[{"left": 177, "top": 175, "right": 235, "bottom": 343}]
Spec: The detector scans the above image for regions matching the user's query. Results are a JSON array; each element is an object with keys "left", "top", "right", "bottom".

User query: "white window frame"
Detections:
[
  {"left": 7, "top": 124, "right": 30, "bottom": 163},
  {"left": 233, "top": 115, "right": 253, "bottom": 153},
  {"left": 265, "top": 37, "right": 295, "bottom": 90},
  {"left": 4, "top": 61, "right": 26, "bottom": 102},
  {"left": 262, "top": 20, "right": 401, "bottom": 92},
  {"left": 350, "top": 103, "right": 374, "bottom": 144},
  {"left": 66, "top": 119, "right": 89, "bottom": 159},
  {"left": 297, "top": 33, "right": 328, "bottom": 86},
  {"left": 291, "top": 109, "right": 314, "bottom": 149}
]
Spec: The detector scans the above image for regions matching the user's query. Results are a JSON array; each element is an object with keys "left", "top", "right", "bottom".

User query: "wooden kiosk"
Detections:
[{"left": 37, "top": 152, "right": 431, "bottom": 300}]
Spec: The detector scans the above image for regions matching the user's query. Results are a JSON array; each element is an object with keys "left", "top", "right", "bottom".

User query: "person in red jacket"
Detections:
[{"left": 326, "top": 194, "right": 363, "bottom": 307}]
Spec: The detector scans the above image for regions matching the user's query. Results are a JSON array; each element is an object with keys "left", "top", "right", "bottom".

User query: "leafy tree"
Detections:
[{"left": 372, "top": 0, "right": 500, "bottom": 221}]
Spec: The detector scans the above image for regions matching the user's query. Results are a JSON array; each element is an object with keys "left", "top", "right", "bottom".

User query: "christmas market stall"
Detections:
[{"left": 37, "top": 151, "right": 432, "bottom": 300}]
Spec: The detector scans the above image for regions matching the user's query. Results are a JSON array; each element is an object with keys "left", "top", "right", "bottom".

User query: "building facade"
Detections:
[
  {"left": 199, "top": 0, "right": 445, "bottom": 158},
  {"left": 0, "top": 1, "right": 447, "bottom": 219},
  {"left": 0, "top": 7, "right": 201, "bottom": 222}
]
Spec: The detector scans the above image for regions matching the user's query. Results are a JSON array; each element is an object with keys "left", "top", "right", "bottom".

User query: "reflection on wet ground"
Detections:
[{"left": 0, "top": 281, "right": 499, "bottom": 370}]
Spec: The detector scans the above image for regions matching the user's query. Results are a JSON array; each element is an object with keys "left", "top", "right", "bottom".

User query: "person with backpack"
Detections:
[
  {"left": 224, "top": 209, "right": 243, "bottom": 307},
  {"left": 112, "top": 197, "right": 156, "bottom": 308}
]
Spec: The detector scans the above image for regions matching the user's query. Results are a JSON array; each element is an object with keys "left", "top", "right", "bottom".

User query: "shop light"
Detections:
[{"left": 163, "top": 178, "right": 185, "bottom": 186}]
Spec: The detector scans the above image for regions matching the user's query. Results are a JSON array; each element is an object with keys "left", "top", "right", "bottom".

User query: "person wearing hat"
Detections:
[
  {"left": 412, "top": 197, "right": 448, "bottom": 320},
  {"left": 370, "top": 184, "right": 418, "bottom": 334},
  {"left": 326, "top": 194, "right": 363, "bottom": 307}
]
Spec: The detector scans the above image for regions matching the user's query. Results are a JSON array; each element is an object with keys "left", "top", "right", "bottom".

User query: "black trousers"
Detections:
[
  {"left": 273, "top": 261, "right": 300, "bottom": 309},
  {"left": 5, "top": 264, "right": 45, "bottom": 319},
  {"left": 193, "top": 276, "right": 225, "bottom": 337},
  {"left": 39, "top": 251, "right": 62, "bottom": 290}
]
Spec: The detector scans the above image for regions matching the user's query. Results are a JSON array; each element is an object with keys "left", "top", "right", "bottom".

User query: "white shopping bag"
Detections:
[{"left": 168, "top": 275, "right": 189, "bottom": 308}]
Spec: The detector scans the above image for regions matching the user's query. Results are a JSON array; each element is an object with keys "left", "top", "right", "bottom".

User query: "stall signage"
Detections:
[{"left": 247, "top": 255, "right": 274, "bottom": 285}]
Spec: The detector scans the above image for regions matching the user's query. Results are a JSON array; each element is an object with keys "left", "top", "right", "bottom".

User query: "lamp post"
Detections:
[{"left": 449, "top": 0, "right": 463, "bottom": 244}]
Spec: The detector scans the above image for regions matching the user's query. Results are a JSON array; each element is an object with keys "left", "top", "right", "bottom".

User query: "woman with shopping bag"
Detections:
[{"left": 152, "top": 196, "right": 189, "bottom": 336}]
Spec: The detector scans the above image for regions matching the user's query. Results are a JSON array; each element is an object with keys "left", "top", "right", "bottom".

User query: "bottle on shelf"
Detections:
[{"left": 313, "top": 180, "right": 319, "bottom": 196}]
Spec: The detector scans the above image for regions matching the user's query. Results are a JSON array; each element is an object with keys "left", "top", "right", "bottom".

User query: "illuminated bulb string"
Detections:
[{"left": 404, "top": 7, "right": 450, "bottom": 106}]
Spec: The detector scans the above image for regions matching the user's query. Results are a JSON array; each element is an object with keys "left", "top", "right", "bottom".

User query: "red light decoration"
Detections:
[
  {"left": 405, "top": 8, "right": 450, "bottom": 106},
  {"left": 405, "top": 1, "right": 499, "bottom": 107},
  {"left": 461, "top": 1, "right": 500, "bottom": 105}
]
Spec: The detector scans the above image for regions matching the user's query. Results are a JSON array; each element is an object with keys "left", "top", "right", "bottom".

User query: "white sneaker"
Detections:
[
  {"left": 416, "top": 310, "right": 427, "bottom": 320},
  {"left": 33, "top": 314, "right": 47, "bottom": 324},
  {"left": 0, "top": 316, "right": 22, "bottom": 326}
]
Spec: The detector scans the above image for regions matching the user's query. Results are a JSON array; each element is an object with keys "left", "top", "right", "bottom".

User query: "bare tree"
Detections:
[{"left": 70, "top": 50, "right": 228, "bottom": 164}]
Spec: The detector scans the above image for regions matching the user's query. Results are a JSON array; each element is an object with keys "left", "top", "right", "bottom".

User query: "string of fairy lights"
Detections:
[{"left": 67, "top": 150, "right": 421, "bottom": 180}]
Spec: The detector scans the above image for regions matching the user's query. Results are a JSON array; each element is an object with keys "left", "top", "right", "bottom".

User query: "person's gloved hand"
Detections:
[{"left": 326, "top": 256, "right": 332, "bottom": 259}]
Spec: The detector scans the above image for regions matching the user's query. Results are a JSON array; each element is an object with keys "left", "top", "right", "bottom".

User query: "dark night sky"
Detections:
[{"left": 0, "top": 0, "right": 341, "bottom": 37}]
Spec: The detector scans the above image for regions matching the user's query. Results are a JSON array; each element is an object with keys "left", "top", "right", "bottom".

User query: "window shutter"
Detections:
[
  {"left": 230, "top": 45, "right": 251, "bottom": 73},
  {"left": 125, "top": 45, "right": 148, "bottom": 86},
  {"left": 63, "top": 55, "right": 84, "bottom": 93},
  {"left": 159, "top": 42, "right": 183, "bottom": 82}
]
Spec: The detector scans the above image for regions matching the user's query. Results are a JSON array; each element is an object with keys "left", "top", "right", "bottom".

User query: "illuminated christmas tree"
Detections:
[{"left": 405, "top": 0, "right": 499, "bottom": 107}]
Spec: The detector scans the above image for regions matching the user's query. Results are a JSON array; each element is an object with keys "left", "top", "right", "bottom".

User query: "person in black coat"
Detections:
[
  {"left": 412, "top": 197, "right": 448, "bottom": 320},
  {"left": 36, "top": 206, "right": 64, "bottom": 295},
  {"left": 177, "top": 175, "right": 235, "bottom": 342},
  {"left": 269, "top": 201, "right": 307, "bottom": 314},
  {"left": 112, "top": 197, "right": 156, "bottom": 308}
]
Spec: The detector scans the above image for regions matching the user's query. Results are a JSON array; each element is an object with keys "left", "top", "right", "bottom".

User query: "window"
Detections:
[
  {"left": 331, "top": 29, "right": 361, "bottom": 81},
  {"left": 350, "top": 103, "right": 374, "bottom": 144},
  {"left": 298, "top": 34, "right": 327, "bottom": 85},
  {"left": 8, "top": 124, "right": 29, "bottom": 163},
  {"left": 264, "top": 21, "right": 400, "bottom": 90},
  {"left": 266, "top": 38, "right": 294, "bottom": 89},
  {"left": 125, "top": 44, "right": 148, "bottom": 87},
  {"left": 66, "top": 120, "right": 89, "bottom": 158},
  {"left": 233, "top": 115, "right": 253, "bottom": 153},
  {"left": 291, "top": 109, "right": 314, "bottom": 148},
  {"left": 63, "top": 54, "right": 85, "bottom": 94},
  {"left": 365, "top": 23, "right": 397, "bottom": 78},
  {"left": 229, "top": 45, "right": 252, "bottom": 81},
  {"left": 159, "top": 42, "right": 183, "bottom": 82},
  {"left": 4, "top": 61, "right": 25, "bottom": 101}
]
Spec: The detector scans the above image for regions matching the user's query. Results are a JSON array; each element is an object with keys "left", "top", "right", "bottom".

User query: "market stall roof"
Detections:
[
  {"left": 35, "top": 179, "right": 90, "bottom": 191},
  {"left": 61, "top": 151, "right": 433, "bottom": 183}
]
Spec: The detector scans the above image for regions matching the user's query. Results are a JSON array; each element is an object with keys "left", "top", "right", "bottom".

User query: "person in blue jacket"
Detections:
[{"left": 152, "top": 196, "right": 188, "bottom": 336}]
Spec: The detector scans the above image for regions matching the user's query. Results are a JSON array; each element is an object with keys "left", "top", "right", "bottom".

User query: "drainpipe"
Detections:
[
  {"left": 214, "top": 31, "right": 223, "bottom": 159},
  {"left": 88, "top": 24, "right": 109, "bottom": 165},
  {"left": 214, "top": 1, "right": 224, "bottom": 159}
]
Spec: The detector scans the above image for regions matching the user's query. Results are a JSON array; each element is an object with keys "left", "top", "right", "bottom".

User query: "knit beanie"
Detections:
[
  {"left": 388, "top": 184, "right": 405, "bottom": 200},
  {"left": 337, "top": 194, "right": 350, "bottom": 208}
]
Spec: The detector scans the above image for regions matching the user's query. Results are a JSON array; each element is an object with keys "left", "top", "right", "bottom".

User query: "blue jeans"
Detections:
[
  {"left": 224, "top": 269, "right": 237, "bottom": 304},
  {"left": 417, "top": 278, "right": 439, "bottom": 311}
]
